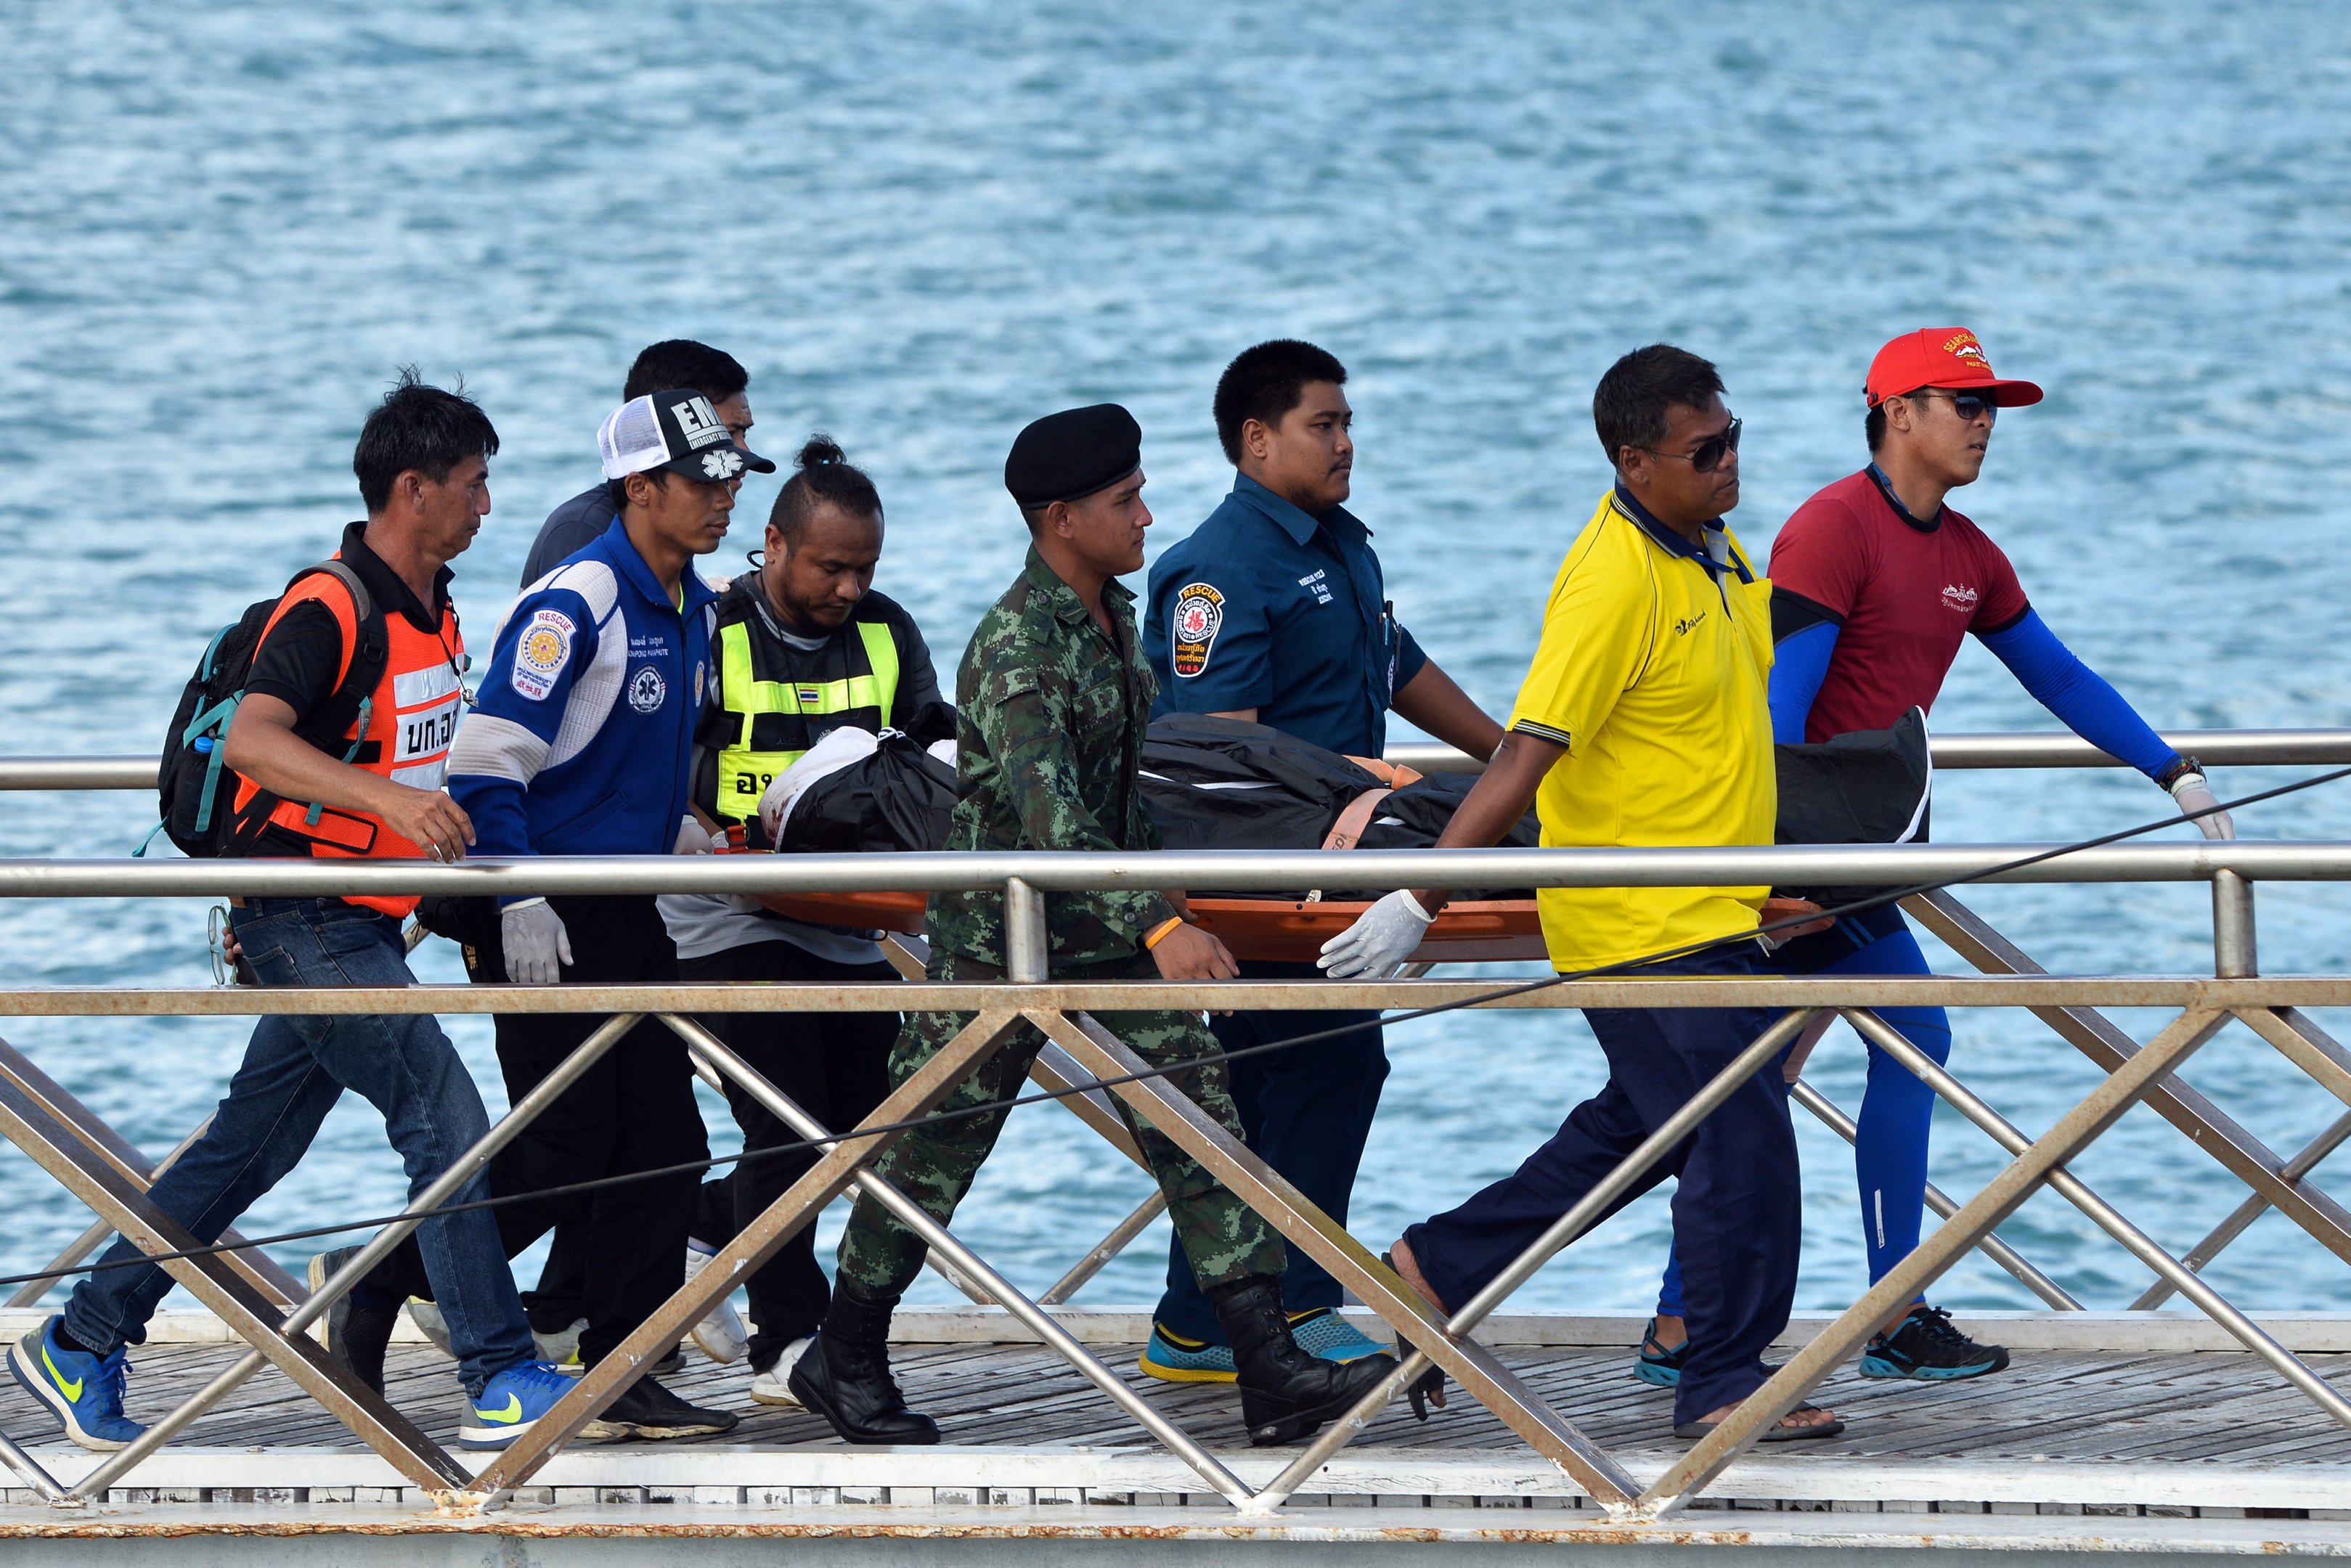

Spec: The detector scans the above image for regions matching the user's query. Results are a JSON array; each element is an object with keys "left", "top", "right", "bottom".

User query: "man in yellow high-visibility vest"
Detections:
[{"left": 659, "top": 433, "right": 951, "bottom": 1407}]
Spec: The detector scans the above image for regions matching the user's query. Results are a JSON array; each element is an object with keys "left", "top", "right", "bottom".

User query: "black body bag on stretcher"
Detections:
[
  {"left": 775, "top": 731, "right": 961, "bottom": 854},
  {"left": 1138, "top": 713, "right": 1385, "bottom": 854},
  {"left": 1771, "top": 705, "right": 1933, "bottom": 912}
]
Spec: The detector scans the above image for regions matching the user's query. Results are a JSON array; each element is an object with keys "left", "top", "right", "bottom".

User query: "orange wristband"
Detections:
[{"left": 1142, "top": 916, "right": 1186, "bottom": 950}]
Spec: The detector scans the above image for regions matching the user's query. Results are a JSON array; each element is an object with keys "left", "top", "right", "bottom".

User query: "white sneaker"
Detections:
[
  {"left": 683, "top": 1245, "right": 749, "bottom": 1365},
  {"left": 534, "top": 1317, "right": 587, "bottom": 1373},
  {"left": 749, "top": 1336, "right": 814, "bottom": 1407},
  {"left": 404, "top": 1299, "right": 454, "bottom": 1357}
]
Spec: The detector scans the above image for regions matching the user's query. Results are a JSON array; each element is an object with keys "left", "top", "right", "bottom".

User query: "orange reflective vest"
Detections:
[{"left": 230, "top": 563, "right": 465, "bottom": 918}]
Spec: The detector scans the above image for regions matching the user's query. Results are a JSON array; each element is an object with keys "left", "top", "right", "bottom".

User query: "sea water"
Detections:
[{"left": 3, "top": 2, "right": 2350, "bottom": 1321}]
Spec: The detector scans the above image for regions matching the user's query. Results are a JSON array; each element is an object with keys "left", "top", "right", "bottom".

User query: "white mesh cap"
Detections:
[{"left": 597, "top": 395, "right": 669, "bottom": 480}]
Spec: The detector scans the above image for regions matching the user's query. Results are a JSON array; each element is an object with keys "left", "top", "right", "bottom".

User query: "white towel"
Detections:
[{"left": 757, "top": 726, "right": 881, "bottom": 845}]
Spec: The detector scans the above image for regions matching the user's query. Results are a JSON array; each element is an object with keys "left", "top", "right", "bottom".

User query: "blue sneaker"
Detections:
[
  {"left": 1286, "top": 1307, "right": 1390, "bottom": 1364},
  {"left": 1633, "top": 1318, "right": 1686, "bottom": 1387},
  {"left": 1860, "top": 1304, "right": 2010, "bottom": 1381},
  {"left": 458, "top": 1359, "right": 576, "bottom": 1450},
  {"left": 1139, "top": 1322, "right": 1236, "bottom": 1383},
  {"left": 10, "top": 1318, "right": 144, "bottom": 1450}
]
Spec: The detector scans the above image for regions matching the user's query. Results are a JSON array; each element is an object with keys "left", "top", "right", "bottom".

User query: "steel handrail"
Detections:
[
  {"left": 0, "top": 840, "right": 2338, "bottom": 902},
  {"left": 9, "top": 727, "right": 2351, "bottom": 791}
]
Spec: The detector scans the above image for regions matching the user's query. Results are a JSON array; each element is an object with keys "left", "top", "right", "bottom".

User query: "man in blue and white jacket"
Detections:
[{"left": 356, "top": 387, "right": 769, "bottom": 1440}]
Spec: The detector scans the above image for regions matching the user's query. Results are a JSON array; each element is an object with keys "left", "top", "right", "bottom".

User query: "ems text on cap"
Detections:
[
  {"left": 598, "top": 388, "right": 777, "bottom": 485},
  {"left": 1864, "top": 328, "right": 2045, "bottom": 409}
]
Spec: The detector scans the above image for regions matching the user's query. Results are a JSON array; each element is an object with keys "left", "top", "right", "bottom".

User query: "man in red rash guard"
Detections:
[{"left": 1639, "top": 328, "right": 2235, "bottom": 1388}]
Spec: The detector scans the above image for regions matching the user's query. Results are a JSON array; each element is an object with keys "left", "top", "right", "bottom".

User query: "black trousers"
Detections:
[
  {"left": 365, "top": 895, "right": 709, "bottom": 1368},
  {"left": 680, "top": 939, "right": 898, "bottom": 1371}
]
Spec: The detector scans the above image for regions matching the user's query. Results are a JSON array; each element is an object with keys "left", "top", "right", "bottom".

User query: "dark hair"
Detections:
[
  {"left": 770, "top": 435, "right": 882, "bottom": 546},
  {"left": 623, "top": 339, "right": 748, "bottom": 403},
  {"left": 1213, "top": 339, "right": 1348, "bottom": 465},
  {"left": 1592, "top": 344, "right": 1725, "bottom": 470},
  {"left": 352, "top": 367, "right": 500, "bottom": 515}
]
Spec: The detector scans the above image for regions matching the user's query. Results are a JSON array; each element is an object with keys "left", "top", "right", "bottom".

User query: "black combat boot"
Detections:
[
  {"left": 787, "top": 1285, "right": 941, "bottom": 1445},
  {"left": 1210, "top": 1275, "right": 1400, "bottom": 1446}
]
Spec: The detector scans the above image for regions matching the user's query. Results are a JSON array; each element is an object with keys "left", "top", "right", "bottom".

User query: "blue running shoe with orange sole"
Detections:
[{"left": 10, "top": 1317, "right": 145, "bottom": 1450}]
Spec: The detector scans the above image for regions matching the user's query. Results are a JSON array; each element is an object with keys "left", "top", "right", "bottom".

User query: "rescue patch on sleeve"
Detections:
[
  {"left": 510, "top": 608, "right": 576, "bottom": 702},
  {"left": 1171, "top": 583, "right": 1224, "bottom": 678}
]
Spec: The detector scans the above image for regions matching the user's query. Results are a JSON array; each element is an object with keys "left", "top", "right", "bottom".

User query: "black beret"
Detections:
[{"left": 1004, "top": 404, "right": 1144, "bottom": 509}]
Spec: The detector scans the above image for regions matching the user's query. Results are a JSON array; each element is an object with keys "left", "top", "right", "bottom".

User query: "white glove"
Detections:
[
  {"left": 502, "top": 897, "right": 574, "bottom": 984},
  {"left": 674, "top": 814, "right": 712, "bottom": 854},
  {"left": 2170, "top": 771, "right": 2235, "bottom": 841},
  {"left": 1317, "top": 890, "right": 1434, "bottom": 979}
]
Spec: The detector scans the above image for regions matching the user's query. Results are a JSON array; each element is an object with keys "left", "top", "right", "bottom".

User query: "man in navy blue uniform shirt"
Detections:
[{"left": 1140, "top": 340, "right": 1502, "bottom": 1379}]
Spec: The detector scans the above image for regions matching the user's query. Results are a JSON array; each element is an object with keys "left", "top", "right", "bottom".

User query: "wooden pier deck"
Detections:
[{"left": 4, "top": 1310, "right": 2350, "bottom": 1559}]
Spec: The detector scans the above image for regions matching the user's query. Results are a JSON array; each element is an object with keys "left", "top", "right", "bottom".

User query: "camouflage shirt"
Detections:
[{"left": 928, "top": 547, "right": 1179, "bottom": 969}]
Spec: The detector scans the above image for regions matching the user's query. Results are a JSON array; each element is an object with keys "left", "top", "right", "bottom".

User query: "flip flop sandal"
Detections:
[
  {"left": 1673, "top": 1404, "right": 1845, "bottom": 1442},
  {"left": 1378, "top": 1250, "right": 1449, "bottom": 1418}
]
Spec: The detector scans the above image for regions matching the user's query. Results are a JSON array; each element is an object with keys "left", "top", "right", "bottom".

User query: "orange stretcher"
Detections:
[
  {"left": 752, "top": 888, "right": 1547, "bottom": 963},
  {"left": 744, "top": 755, "right": 1557, "bottom": 961}
]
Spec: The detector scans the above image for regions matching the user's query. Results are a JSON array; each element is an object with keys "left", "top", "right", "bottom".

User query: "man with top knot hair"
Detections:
[{"left": 791, "top": 404, "right": 1399, "bottom": 1449}]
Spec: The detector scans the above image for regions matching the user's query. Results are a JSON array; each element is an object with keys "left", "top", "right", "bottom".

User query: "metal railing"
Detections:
[{"left": 0, "top": 734, "right": 2346, "bottom": 1520}]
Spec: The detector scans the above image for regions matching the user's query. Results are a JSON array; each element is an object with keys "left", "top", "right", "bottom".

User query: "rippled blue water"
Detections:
[{"left": 4, "top": 3, "right": 2350, "bottom": 1324}]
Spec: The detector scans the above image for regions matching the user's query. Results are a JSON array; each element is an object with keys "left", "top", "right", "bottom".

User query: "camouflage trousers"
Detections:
[{"left": 835, "top": 950, "right": 1287, "bottom": 1302}]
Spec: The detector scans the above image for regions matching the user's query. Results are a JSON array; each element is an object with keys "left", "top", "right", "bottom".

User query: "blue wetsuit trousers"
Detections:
[{"left": 1656, "top": 909, "right": 1952, "bottom": 1318}]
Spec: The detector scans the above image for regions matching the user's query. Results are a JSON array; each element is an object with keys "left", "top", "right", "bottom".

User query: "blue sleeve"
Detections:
[
  {"left": 1147, "top": 560, "right": 1272, "bottom": 714},
  {"left": 448, "top": 585, "right": 602, "bottom": 880},
  {"left": 1768, "top": 620, "right": 1837, "bottom": 745},
  {"left": 1978, "top": 609, "right": 2180, "bottom": 779}
]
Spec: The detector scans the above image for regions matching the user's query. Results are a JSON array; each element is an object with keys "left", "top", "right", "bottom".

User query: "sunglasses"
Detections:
[
  {"left": 1641, "top": 415, "right": 1743, "bottom": 474},
  {"left": 1918, "top": 389, "right": 1999, "bottom": 424}
]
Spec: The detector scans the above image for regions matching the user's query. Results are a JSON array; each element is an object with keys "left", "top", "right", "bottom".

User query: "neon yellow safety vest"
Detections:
[{"left": 711, "top": 611, "right": 901, "bottom": 828}]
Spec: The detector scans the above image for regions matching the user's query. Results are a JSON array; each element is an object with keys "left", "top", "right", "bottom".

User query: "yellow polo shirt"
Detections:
[{"left": 1506, "top": 488, "right": 1777, "bottom": 971}]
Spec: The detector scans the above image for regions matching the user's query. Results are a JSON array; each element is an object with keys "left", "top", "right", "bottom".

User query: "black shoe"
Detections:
[
  {"left": 789, "top": 1291, "right": 940, "bottom": 1446},
  {"left": 1862, "top": 1304, "right": 2010, "bottom": 1381},
  {"left": 576, "top": 1376, "right": 740, "bottom": 1442},
  {"left": 309, "top": 1248, "right": 396, "bottom": 1396},
  {"left": 1210, "top": 1276, "right": 1400, "bottom": 1447}
]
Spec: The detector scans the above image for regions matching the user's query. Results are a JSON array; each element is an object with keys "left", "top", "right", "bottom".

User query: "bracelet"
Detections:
[
  {"left": 1142, "top": 916, "right": 1186, "bottom": 950},
  {"left": 2156, "top": 754, "right": 2204, "bottom": 791}
]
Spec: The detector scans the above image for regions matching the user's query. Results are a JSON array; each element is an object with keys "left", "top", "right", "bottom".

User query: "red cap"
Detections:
[{"left": 1864, "top": 327, "right": 2044, "bottom": 409}]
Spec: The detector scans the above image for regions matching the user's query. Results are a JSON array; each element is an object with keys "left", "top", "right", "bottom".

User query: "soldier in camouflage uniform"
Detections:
[{"left": 789, "top": 404, "right": 1398, "bottom": 1447}]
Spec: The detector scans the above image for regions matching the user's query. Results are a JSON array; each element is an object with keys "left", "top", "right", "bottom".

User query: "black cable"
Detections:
[{"left": 1, "top": 766, "right": 2335, "bottom": 1294}]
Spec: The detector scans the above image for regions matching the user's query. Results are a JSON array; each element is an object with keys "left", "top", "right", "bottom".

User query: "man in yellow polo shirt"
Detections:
[{"left": 1321, "top": 343, "right": 1840, "bottom": 1442}]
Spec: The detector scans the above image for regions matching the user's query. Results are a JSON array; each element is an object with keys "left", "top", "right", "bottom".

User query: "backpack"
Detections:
[{"left": 146, "top": 561, "right": 389, "bottom": 858}]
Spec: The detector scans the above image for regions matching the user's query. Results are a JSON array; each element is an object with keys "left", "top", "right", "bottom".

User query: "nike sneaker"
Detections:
[
  {"left": 457, "top": 1359, "right": 577, "bottom": 1450},
  {"left": 9, "top": 1318, "right": 144, "bottom": 1450},
  {"left": 1861, "top": 1304, "right": 2010, "bottom": 1381}
]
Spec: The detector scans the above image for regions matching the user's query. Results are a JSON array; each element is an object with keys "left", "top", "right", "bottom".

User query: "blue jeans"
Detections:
[
  {"left": 1152, "top": 960, "right": 1388, "bottom": 1344},
  {"left": 62, "top": 896, "right": 533, "bottom": 1395},
  {"left": 1407, "top": 948, "right": 1798, "bottom": 1426}
]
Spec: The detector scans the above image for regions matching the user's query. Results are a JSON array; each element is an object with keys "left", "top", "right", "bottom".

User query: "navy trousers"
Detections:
[
  {"left": 1152, "top": 960, "right": 1388, "bottom": 1344},
  {"left": 1406, "top": 947, "right": 1799, "bottom": 1426}
]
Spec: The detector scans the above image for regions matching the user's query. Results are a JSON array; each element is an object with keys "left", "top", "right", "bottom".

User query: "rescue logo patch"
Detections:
[
  {"left": 1941, "top": 584, "right": 1979, "bottom": 614},
  {"left": 627, "top": 664, "right": 667, "bottom": 714},
  {"left": 700, "top": 448, "right": 744, "bottom": 481},
  {"left": 510, "top": 608, "right": 575, "bottom": 702},
  {"left": 1171, "top": 583, "right": 1224, "bottom": 678}
]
